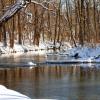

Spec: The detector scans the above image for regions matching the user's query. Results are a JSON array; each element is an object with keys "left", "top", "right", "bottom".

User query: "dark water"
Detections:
[{"left": 0, "top": 53, "right": 100, "bottom": 100}]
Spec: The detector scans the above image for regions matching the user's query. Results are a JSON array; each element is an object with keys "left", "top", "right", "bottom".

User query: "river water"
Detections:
[{"left": 0, "top": 52, "right": 100, "bottom": 100}]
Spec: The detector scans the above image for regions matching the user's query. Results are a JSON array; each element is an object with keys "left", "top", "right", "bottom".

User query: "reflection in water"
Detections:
[
  {"left": 0, "top": 53, "right": 46, "bottom": 65},
  {"left": 0, "top": 66, "right": 100, "bottom": 100}
]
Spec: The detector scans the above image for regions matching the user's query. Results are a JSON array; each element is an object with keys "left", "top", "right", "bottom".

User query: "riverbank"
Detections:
[
  {"left": 0, "top": 85, "right": 55, "bottom": 100},
  {"left": 0, "top": 42, "right": 100, "bottom": 63}
]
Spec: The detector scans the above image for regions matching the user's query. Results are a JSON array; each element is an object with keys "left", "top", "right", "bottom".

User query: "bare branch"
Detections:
[{"left": 31, "top": 0, "right": 54, "bottom": 11}]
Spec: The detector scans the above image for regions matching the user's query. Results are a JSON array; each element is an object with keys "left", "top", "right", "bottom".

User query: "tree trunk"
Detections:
[
  {"left": 1, "top": 0, "right": 7, "bottom": 46},
  {"left": 18, "top": 11, "right": 22, "bottom": 44}
]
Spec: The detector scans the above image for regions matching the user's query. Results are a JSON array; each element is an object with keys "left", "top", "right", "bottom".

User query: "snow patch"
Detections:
[
  {"left": 0, "top": 85, "right": 56, "bottom": 100},
  {"left": 0, "top": 85, "right": 30, "bottom": 99},
  {"left": 28, "top": 61, "right": 36, "bottom": 66},
  {"left": 46, "top": 44, "right": 100, "bottom": 63}
]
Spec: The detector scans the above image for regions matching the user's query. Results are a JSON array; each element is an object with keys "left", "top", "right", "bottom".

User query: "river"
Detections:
[{"left": 0, "top": 52, "right": 100, "bottom": 100}]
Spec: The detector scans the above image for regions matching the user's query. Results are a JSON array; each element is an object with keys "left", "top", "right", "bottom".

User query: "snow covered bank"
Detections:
[
  {"left": 0, "top": 44, "right": 46, "bottom": 54},
  {"left": 0, "top": 41, "right": 100, "bottom": 63},
  {"left": 0, "top": 85, "right": 30, "bottom": 100},
  {"left": 0, "top": 41, "right": 71, "bottom": 54},
  {"left": 46, "top": 45, "right": 100, "bottom": 63},
  {"left": 66, "top": 46, "right": 100, "bottom": 60},
  {"left": 0, "top": 85, "right": 56, "bottom": 100}
]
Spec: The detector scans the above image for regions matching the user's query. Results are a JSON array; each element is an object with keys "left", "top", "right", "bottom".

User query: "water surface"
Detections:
[
  {"left": 0, "top": 53, "right": 100, "bottom": 100},
  {"left": 0, "top": 65, "right": 100, "bottom": 100}
]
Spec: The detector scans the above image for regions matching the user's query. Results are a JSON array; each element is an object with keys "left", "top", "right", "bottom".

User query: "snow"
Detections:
[
  {"left": 0, "top": 85, "right": 30, "bottom": 99},
  {"left": 67, "top": 46, "right": 100, "bottom": 59},
  {"left": 28, "top": 61, "right": 36, "bottom": 66},
  {"left": 0, "top": 41, "right": 100, "bottom": 63},
  {"left": 46, "top": 44, "right": 100, "bottom": 63},
  {"left": 0, "top": 85, "right": 56, "bottom": 100},
  {"left": 0, "top": 42, "right": 47, "bottom": 54},
  {"left": 0, "top": 41, "right": 63, "bottom": 55}
]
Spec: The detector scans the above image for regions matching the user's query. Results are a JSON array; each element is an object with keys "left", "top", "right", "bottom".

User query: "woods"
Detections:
[
  {"left": 0, "top": 1, "right": 100, "bottom": 99},
  {"left": 0, "top": 0, "right": 100, "bottom": 49}
]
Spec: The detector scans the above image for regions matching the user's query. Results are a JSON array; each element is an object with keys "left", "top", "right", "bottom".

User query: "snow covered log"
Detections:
[
  {"left": 0, "top": 0, "right": 28, "bottom": 25},
  {"left": 0, "top": 0, "right": 51, "bottom": 26}
]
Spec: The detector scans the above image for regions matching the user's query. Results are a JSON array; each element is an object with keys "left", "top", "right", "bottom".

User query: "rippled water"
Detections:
[{"left": 0, "top": 53, "right": 100, "bottom": 100}]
